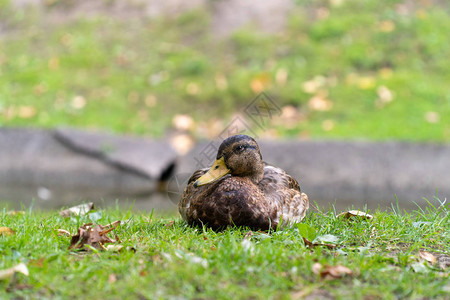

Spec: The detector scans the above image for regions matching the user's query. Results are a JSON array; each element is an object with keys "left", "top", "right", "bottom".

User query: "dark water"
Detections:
[{"left": 0, "top": 184, "right": 429, "bottom": 214}]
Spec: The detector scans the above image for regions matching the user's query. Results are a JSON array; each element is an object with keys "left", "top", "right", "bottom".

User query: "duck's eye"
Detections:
[{"left": 235, "top": 145, "right": 245, "bottom": 152}]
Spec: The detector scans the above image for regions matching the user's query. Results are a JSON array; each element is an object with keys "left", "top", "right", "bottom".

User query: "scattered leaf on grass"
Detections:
[
  {"left": 68, "top": 220, "right": 120, "bottom": 250},
  {"left": 302, "top": 237, "right": 337, "bottom": 249},
  {"left": 106, "top": 245, "right": 124, "bottom": 252},
  {"left": 6, "top": 211, "right": 25, "bottom": 216},
  {"left": 243, "top": 231, "right": 254, "bottom": 240},
  {"left": 314, "top": 234, "right": 339, "bottom": 244},
  {"left": 165, "top": 221, "right": 175, "bottom": 227},
  {"left": 337, "top": 210, "right": 373, "bottom": 220},
  {"left": 57, "top": 229, "right": 71, "bottom": 237},
  {"left": 108, "top": 273, "right": 117, "bottom": 283},
  {"left": 60, "top": 202, "right": 94, "bottom": 218},
  {"left": 297, "top": 223, "right": 317, "bottom": 241},
  {"left": 419, "top": 250, "right": 436, "bottom": 265},
  {"left": 411, "top": 261, "right": 430, "bottom": 273},
  {"left": 0, "top": 227, "right": 14, "bottom": 236},
  {"left": 0, "top": 263, "right": 29, "bottom": 280},
  {"left": 312, "top": 263, "right": 353, "bottom": 280}
]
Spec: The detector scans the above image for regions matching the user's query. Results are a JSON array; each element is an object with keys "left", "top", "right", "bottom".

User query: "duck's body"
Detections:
[{"left": 179, "top": 135, "right": 308, "bottom": 231}]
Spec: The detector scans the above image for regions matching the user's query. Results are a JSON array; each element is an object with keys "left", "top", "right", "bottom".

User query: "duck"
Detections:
[{"left": 179, "top": 134, "right": 309, "bottom": 231}]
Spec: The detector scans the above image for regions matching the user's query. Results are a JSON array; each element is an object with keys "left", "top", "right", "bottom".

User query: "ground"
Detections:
[{"left": 1, "top": 202, "right": 449, "bottom": 299}]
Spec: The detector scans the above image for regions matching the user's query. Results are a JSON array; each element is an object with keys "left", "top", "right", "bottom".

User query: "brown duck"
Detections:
[{"left": 179, "top": 134, "right": 309, "bottom": 230}]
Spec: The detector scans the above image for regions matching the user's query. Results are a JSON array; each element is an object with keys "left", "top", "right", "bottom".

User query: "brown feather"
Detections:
[{"left": 178, "top": 135, "right": 308, "bottom": 230}]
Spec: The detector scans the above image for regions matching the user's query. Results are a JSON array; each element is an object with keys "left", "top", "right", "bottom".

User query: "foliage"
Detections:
[
  {"left": 0, "top": 0, "right": 449, "bottom": 140},
  {"left": 1, "top": 202, "right": 449, "bottom": 299}
]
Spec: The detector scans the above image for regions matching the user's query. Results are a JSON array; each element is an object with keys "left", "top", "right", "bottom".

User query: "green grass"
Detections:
[
  {"left": 1, "top": 202, "right": 449, "bottom": 299},
  {"left": 0, "top": 0, "right": 449, "bottom": 140}
]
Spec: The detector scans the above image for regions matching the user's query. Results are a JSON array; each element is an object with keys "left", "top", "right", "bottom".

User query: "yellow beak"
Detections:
[{"left": 194, "top": 157, "right": 231, "bottom": 187}]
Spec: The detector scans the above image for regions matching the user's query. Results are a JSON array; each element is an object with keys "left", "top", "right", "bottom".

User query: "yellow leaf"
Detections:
[
  {"left": 419, "top": 250, "right": 436, "bottom": 265},
  {"left": 18, "top": 106, "right": 36, "bottom": 119},
  {"left": 0, "top": 263, "right": 29, "bottom": 280},
  {"left": 337, "top": 210, "right": 374, "bottom": 220},
  {"left": 0, "top": 227, "right": 14, "bottom": 236},
  {"left": 308, "top": 95, "right": 333, "bottom": 111}
]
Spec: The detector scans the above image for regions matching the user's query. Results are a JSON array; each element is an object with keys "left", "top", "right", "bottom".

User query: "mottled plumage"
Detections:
[{"left": 179, "top": 135, "right": 309, "bottom": 230}]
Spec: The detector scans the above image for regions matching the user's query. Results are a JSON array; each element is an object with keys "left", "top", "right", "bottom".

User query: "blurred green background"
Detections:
[{"left": 1, "top": 0, "right": 449, "bottom": 141}]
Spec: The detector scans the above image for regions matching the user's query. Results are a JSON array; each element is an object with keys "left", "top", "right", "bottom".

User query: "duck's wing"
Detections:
[
  {"left": 178, "top": 168, "right": 208, "bottom": 221},
  {"left": 258, "top": 163, "right": 309, "bottom": 226},
  {"left": 259, "top": 163, "right": 301, "bottom": 191}
]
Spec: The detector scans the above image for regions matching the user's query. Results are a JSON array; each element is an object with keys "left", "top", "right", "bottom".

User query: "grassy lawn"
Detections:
[
  {"left": 0, "top": 0, "right": 449, "bottom": 141},
  {"left": 1, "top": 202, "right": 449, "bottom": 299}
]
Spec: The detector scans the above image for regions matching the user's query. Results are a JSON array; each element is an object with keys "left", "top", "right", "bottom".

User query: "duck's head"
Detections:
[{"left": 194, "top": 135, "right": 264, "bottom": 187}]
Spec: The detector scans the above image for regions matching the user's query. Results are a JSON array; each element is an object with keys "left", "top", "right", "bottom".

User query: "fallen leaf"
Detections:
[
  {"left": 297, "top": 223, "right": 317, "bottom": 241},
  {"left": 0, "top": 263, "right": 29, "bottom": 280},
  {"left": 71, "top": 95, "right": 86, "bottom": 109},
  {"left": 18, "top": 106, "right": 37, "bottom": 118},
  {"left": 275, "top": 68, "right": 288, "bottom": 85},
  {"left": 419, "top": 250, "right": 436, "bottom": 265},
  {"left": 314, "top": 234, "right": 339, "bottom": 244},
  {"left": 215, "top": 74, "right": 228, "bottom": 90},
  {"left": 312, "top": 263, "right": 353, "bottom": 280},
  {"left": 6, "top": 211, "right": 25, "bottom": 216},
  {"left": 0, "top": 227, "right": 14, "bottom": 236},
  {"left": 337, "top": 210, "right": 374, "bottom": 220},
  {"left": 106, "top": 245, "right": 124, "bottom": 252},
  {"left": 88, "top": 211, "right": 103, "bottom": 222},
  {"left": 308, "top": 95, "right": 333, "bottom": 111},
  {"left": 411, "top": 261, "right": 430, "bottom": 273},
  {"left": 57, "top": 229, "right": 71, "bottom": 237},
  {"left": 170, "top": 133, "right": 195, "bottom": 155},
  {"left": 68, "top": 220, "right": 120, "bottom": 250},
  {"left": 311, "top": 262, "right": 322, "bottom": 275},
  {"left": 243, "top": 231, "right": 254, "bottom": 240},
  {"left": 302, "top": 237, "right": 337, "bottom": 249},
  {"left": 108, "top": 273, "right": 117, "bottom": 283},
  {"left": 424, "top": 111, "right": 440, "bottom": 124},
  {"left": 302, "top": 76, "right": 326, "bottom": 94},
  {"left": 172, "top": 114, "right": 195, "bottom": 132},
  {"left": 379, "top": 20, "right": 395, "bottom": 32},
  {"left": 165, "top": 221, "right": 175, "bottom": 228},
  {"left": 250, "top": 73, "right": 271, "bottom": 93},
  {"left": 357, "top": 76, "right": 375, "bottom": 89},
  {"left": 376, "top": 86, "right": 394, "bottom": 107},
  {"left": 186, "top": 82, "right": 200, "bottom": 95},
  {"left": 60, "top": 203, "right": 94, "bottom": 218}
]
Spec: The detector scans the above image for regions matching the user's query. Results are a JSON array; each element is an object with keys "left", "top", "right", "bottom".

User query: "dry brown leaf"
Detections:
[
  {"left": 108, "top": 273, "right": 117, "bottom": 283},
  {"left": 243, "top": 231, "right": 254, "bottom": 240},
  {"left": 165, "top": 221, "right": 175, "bottom": 228},
  {"left": 312, "top": 262, "right": 322, "bottom": 275},
  {"left": 60, "top": 203, "right": 94, "bottom": 218},
  {"left": 337, "top": 210, "right": 374, "bottom": 220},
  {"left": 419, "top": 250, "right": 436, "bottom": 265},
  {"left": 302, "top": 237, "right": 336, "bottom": 249},
  {"left": 312, "top": 263, "right": 353, "bottom": 280},
  {"left": 0, "top": 227, "right": 14, "bottom": 236},
  {"left": 0, "top": 263, "right": 29, "bottom": 280},
  {"left": 57, "top": 229, "right": 71, "bottom": 237},
  {"left": 68, "top": 221, "right": 120, "bottom": 250},
  {"left": 308, "top": 95, "right": 333, "bottom": 111}
]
